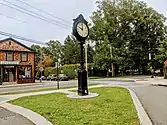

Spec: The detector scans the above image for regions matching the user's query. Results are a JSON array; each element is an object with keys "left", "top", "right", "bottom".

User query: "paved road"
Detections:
[
  {"left": 130, "top": 86, "right": 167, "bottom": 125},
  {"left": 0, "top": 78, "right": 135, "bottom": 94},
  {"left": 0, "top": 80, "right": 79, "bottom": 94},
  {"left": 0, "top": 107, "right": 34, "bottom": 125}
]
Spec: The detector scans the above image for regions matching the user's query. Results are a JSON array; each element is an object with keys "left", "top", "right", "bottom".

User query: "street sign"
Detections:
[{"left": 39, "top": 67, "right": 44, "bottom": 72}]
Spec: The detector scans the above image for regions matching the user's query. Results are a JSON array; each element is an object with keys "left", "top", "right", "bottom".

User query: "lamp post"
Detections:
[{"left": 72, "top": 14, "right": 89, "bottom": 96}]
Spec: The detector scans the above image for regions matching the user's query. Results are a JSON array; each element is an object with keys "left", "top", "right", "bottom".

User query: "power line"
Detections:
[
  {"left": 15, "top": 0, "right": 71, "bottom": 25},
  {"left": 0, "top": 30, "right": 46, "bottom": 45},
  {"left": 0, "top": 2, "right": 69, "bottom": 29},
  {"left": 0, "top": 12, "right": 26, "bottom": 23},
  {"left": 2, "top": 0, "right": 69, "bottom": 28}
]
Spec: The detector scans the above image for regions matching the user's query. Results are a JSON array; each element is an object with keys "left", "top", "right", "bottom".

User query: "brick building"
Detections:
[{"left": 0, "top": 38, "right": 35, "bottom": 84}]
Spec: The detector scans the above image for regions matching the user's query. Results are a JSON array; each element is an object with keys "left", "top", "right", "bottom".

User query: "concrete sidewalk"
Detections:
[{"left": 147, "top": 77, "right": 167, "bottom": 87}]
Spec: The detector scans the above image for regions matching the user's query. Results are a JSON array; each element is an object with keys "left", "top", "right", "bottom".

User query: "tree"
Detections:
[
  {"left": 62, "top": 35, "right": 80, "bottom": 64},
  {"left": 42, "top": 56, "right": 54, "bottom": 67},
  {"left": 87, "top": 43, "right": 95, "bottom": 63},
  {"left": 46, "top": 40, "right": 62, "bottom": 63},
  {"left": 31, "top": 45, "right": 41, "bottom": 66},
  {"left": 90, "top": 0, "right": 166, "bottom": 76}
]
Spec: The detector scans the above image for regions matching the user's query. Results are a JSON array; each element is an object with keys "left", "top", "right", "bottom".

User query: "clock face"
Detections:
[{"left": 76, "top": 23, "right": 89, "bottom": 38}]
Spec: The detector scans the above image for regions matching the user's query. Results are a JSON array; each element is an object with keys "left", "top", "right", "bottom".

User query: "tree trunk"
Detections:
[
  {"left": 138, "top": 67, "right": 141, "bottom": 75},
  {"left": 112, "top": 63, "right": 115, "bottom": 77}
]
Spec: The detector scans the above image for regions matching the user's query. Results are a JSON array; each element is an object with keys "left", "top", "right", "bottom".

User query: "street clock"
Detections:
[{"left": 72, "top": 14, "right": 89, "bottom": 42}]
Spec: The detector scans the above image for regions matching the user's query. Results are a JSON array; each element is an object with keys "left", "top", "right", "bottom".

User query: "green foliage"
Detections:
[
  {"left": 62, "top": 35, "right": 80, "bottom": 64},
  {"left": 61, "top": 64, "right": 80, "bottom": 79},
  {"left": 44, "top": 67, "right": 56, "bottom": 76},
  {"left": 90, "top": 0, "right": 166, "bottom": 74},
  {"left": 44, "top": 64, "right": 80, "bottom": 78},
  {"left": 47, "top": 40, "right": 62, "bottom": 62},
  {"left": 31, "top": 45, "right": 41, "bottom": 66},
  {"left": 10, "top": 87, "right": 139, "bottom": 125},
  {"left": 155, "top": 39, "right": 167, "bottom": 64}
]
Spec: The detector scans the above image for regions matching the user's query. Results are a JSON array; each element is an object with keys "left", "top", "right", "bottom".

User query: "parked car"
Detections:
[
  {"left": 58, "top": 74, "right": 69, "bottom": 81},
  {"left": 40, "top": 76, "right": 47, "bottom": 80},
  {"left": 154, "top": 69, "right": 163, "bottom": 76},
  {"left": 47, "top": 74, "right": 57, "bottom": 81}
]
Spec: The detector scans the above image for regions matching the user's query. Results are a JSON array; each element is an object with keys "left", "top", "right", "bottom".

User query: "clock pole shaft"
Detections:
[
  {"left": 78, "top": 41, "right": 88, "bottom": 96},
  {"left": 80, "top": 42, "right": 84, "bottom": 69}
]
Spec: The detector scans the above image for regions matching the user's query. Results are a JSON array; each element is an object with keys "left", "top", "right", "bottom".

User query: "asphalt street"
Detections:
[
  {"left": 130, "top": 86, "right": 167, "bottom": 125},
  {"left": 0, "top": 78, "right": 136, "bottom": 94},
  {"left": 0, "top": 80, "right": 79, "bottom": 94},
  {"left": 0, "top": 107, "right": 35, "bottom": 125}
]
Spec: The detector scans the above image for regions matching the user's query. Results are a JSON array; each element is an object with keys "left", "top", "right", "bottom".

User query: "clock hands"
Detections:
[{"left": 79, "top": 25, "right": 83, "bottom": 31}]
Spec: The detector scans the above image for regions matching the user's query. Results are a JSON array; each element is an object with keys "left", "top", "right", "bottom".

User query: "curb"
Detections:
[
  {"left": 95, "top": 79, "right": 136, "bottom": 82},
  {"left": 151, "top": 84, "right": 167, "bottom": 87},
  {"left": 128, "top": 88, "right": 153, "bottom": 125},
  {"left": 0, "top": 83, "right": 44, "bottom": 89},
  {"left": 1, "top": 103, "right": 53, "bottom": 125}
]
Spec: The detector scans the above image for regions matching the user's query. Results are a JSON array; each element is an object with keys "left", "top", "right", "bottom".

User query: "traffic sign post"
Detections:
[{"left": 39, "top": 67, "right": 44, "bottom": 83}]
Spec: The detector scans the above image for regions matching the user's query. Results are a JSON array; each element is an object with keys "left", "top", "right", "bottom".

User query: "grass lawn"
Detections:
[{"left": 10, "top": 87, "right": 139, "bottom": 125}]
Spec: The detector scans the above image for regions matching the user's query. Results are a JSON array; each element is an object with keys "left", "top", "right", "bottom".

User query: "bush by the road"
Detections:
[
  {"left": 61, "top": 64, "right": 80, "bottom": 79},
  {"left": 43, "top": 64, "right": 80, "bottom": 79}
]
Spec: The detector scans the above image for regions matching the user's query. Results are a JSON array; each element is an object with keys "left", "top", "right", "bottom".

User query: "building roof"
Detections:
[{"left": 0, "top": 38, "right": 35, "bottom": 52}]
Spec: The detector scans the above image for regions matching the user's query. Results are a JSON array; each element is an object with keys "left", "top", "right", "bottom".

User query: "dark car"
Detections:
[
  {"left": 47, "top": 74, "right": 57, "bottom": 81},
  {"left": 58, "top": 74, "right": 69, "bottom": 81}
]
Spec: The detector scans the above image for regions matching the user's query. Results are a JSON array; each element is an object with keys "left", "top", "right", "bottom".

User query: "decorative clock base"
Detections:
[{"left": 78, "top": 69, "right": 88, "bottom": 96}]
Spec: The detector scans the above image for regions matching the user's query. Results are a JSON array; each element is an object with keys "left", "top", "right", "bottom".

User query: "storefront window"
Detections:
[
  {"left": 21, "top": 53, "right": 28, "bottom": 62},
  {"left": 18, "top": 66, "right": 32, "bottom": 79},
  {"left": 7, "top": 52, "right": 13, "bottom": 61}
]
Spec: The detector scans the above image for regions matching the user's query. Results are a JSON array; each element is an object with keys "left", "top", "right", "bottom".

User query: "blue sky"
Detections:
[{"left": 0, "top": 0, "right": 166, "bottom": 46}]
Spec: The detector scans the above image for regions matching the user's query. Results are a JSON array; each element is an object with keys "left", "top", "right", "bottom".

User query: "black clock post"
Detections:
[{"left": 72, "top": 14, "right": 89, "bottom": 96}]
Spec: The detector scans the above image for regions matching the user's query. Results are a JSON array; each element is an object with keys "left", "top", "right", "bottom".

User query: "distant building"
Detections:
[{"left": 0, "top": 38, "right": 35, "bottom": 84}]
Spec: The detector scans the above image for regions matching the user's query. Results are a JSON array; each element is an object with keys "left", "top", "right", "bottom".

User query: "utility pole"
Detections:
[
  {"left": 56, "top": 62, "right": 59, "bottom": 89},
  {"left": 40, "top": 48, "right": 43, "bottom": 82},
  {"left": 148, "top": 41, "right": 154, "bottom": 78},
  {"left": 109, "top": 44, "right": 115, "bottom": 77},
  {"left": 85, "top": 41, "right": 88, "bottom": 72}
]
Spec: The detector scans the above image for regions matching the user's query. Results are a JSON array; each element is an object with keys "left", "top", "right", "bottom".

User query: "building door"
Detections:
[
  {"left": 9, "top": 72, "right": 14, "bottom": 82},
  {"left": 3, "top": 67, "right": 16, "bottom": 82}
]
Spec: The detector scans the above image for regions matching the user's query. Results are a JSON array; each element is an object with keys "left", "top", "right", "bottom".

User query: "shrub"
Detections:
[
  {"left": 61, "top": 64, "right": 80, "bottom": 79},
  {"left": 44, "top": 67, "right": 53, "bottom": 77}
]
